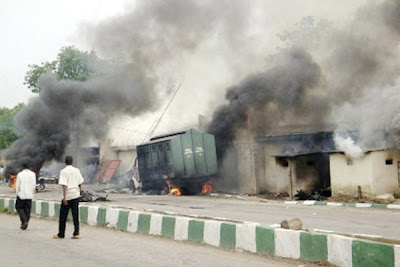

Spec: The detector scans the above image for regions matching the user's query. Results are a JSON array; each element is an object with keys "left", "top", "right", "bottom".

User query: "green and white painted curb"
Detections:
[
  {"left": 1, "top": 197, "right": 399, "bottom": 267},
  {"left": 284, "top": 200, "right": 400, "bottom": 210}
]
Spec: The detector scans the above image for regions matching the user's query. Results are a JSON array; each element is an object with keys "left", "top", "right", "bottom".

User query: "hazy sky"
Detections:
[
  {"left": 0, "top": 0, "right": 131, "bottom": 108},
  {"left": 0, "top": 0, "right": 367, "bottom": 110}
]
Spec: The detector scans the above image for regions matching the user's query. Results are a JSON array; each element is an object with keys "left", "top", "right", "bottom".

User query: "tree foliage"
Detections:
[
  {"left": 24, "top": 46, "right": 101, "bottom": 93},
  {"left": 0, "top": 103, "right": 24, "bottom": 150}
]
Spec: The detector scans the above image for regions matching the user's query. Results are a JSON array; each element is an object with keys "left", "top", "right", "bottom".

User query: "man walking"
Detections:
[
  {"left": 53, "top": 156, "right": 84, "bottom": 239},
  {"left": 15, "top": 162, "right": 36, "bottom": 230}
]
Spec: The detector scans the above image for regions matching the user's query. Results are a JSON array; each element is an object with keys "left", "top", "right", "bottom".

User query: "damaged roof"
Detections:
[{"left": 256, "top": 131, "right": 389, "bottom": 157}]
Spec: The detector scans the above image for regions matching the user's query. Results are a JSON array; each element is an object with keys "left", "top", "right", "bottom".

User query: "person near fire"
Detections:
[
  {"left": 15, "top": 162, "right": 37, "bottom": 230},
  {"left": 53, "top": 155, "right": 84, "bottom": 239}
]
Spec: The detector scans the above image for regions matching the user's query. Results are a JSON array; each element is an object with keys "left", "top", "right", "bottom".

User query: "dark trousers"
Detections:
[
  {"left": 58, "top": 198, "right": 79, "bottom": 238},
  {"left": 15, "top": 197, "right": 32, "bottom": 224}
]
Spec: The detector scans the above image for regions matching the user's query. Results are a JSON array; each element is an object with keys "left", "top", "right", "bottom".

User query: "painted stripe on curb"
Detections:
[
  {"left": 188, "top": 220, "right": 204, "bottom": 244},
  {"left": 204, "top": 220, "right": 221, "bottom": 247},
  {"left": 236, "top": 222, "right": 257, "bottom": 253},
  {"left": 174, "top": 217, "right": 189, "bottom": 241},
  {"left": 303, "top": 200, "right": 316, "bottom": 206},
  {"left": 138, "top": 213, "right": 151, "bottom": 234},
  {"left": 220, "top": 223, "right": 236, "bottom": 249},
  {"left": 79, "top": 205, "right": 89, "bottom": 223},
  {"left": 300, "top": 232, "right": 328, "bottom": 262},
  {"left": 352, "top": 240, "right": 394, "bottom": 267},
  {"left": 275, "top": 229, "right": 300, "bottom": 259},
  {"left": 161, "top": 216, "right": 175, "bottom": 238},
  {"left": 387, "top": 205, "right": 400, "bottom": 210},
  {"left": 149, "top": 214, "right": 163, "bottom": 236},
  {"left": 256, "top": 226, "right": 275, "bottom": 255},
  {"left": 117, "top": 210, "right": 129, "bottom": 231},
  {"left": 285, "top": 201, "right": 297, "bottom": 205}
]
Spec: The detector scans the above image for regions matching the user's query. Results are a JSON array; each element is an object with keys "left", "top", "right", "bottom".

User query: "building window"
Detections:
[
  {"left": 386, "top": 159, "right": 393, "bottom": 165},
  {"left": 306, "top": 161, "right": 314, "bottom": 166},
  {"left": 276, "top": 157, "right": 289, "bottom": 167}
]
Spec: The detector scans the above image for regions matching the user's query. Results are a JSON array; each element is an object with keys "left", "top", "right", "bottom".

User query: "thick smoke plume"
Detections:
[
  {"left": 3, "top": 0, "right": 258, "bottom": 171},
  {"left": 208, "top": 0, "right": 400, "bottom": 159}
]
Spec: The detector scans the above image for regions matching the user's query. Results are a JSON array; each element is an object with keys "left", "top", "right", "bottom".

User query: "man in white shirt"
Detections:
[
  {"left": 15, "top": 163, "right": 37, "bottom": 230},
  {"left": 53, "top": 156, "right": 84, "bottom": 239}
]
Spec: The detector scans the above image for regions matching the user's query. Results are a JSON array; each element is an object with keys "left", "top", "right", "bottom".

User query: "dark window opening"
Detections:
[
  {"left": 306, "top": 161, "right": 314, "bottom": 166},
  {"left": 276, "top": 157, "right": 289, "bottom": 167},
  {"left": 386, "top": 159, "right": 393, "bottom": 165}
]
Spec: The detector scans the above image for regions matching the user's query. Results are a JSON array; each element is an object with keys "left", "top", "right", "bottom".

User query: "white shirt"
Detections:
[
  {"left": 16, "top": 169, "right": 36, "bottom": 200},
  {"left": 58, "top": 165, "right": 84, "bottom": 200}
]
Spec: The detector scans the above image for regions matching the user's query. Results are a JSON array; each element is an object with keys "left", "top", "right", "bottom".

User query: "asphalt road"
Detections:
[
  {"left": 0, "top": 214, "right": 316, "bottom": 267},
  {"left": 2, "top": 184, "right": 400, "bottom": 240}
]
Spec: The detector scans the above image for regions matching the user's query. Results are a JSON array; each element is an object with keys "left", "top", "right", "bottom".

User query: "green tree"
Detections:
[
  {"left": 24, "top": 46, "right": 101, "bottom": 93},
  {"left": 0, "top": 103, "right": 24, "bottom": 150}
]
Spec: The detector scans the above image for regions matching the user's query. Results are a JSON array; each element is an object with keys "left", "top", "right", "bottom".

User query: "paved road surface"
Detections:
[
  {"left": 2, "top": 184, "right": 400, "bottom": 240},
  {"left": 0, "top": 214, "right": 318, "bottom": 267}
]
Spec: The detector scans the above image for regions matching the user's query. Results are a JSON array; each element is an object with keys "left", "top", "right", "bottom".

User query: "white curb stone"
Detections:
[
  {"left": 48, "top": 201, "right": 55, "bottom": 217},
  {"left": 327, "top": 202, "right": 342, "bottom": 207},
  {"left": 303, "top": 200, "right": 316, "bottom": 205},
  {"left": 204, "top": 220, "right": 221, "bottom": 247},
  {"left": 105, "top": 208, "right": 120, "bottom": 228},
  {"left": 275, "top": 229, "right": 301, "bottom": 259},
  {"left": 149, "top": 214, "right": 163, "bottom": 236},
  {"left": 236, "top": 222, "right": 257, "bottom": 253},
  {"left": 174, "top": 217, "right": 189, "bottom": 241},
  {"left": 355, "top": 203, "right": 372, "bottom": 208},
  {"left": 395, "top": 245, "right": 400, "bottom": 267},
  {"left": 87, "top": 206, "right": 99, "bottom": 226},
  {"left": 4, "top": 198, "right": 10, "bottom": 210},
  {"left": 328, "top": 234, "right": 353, "bottom": 267},
  {"left": 387, "top": 205, "right": 400, "bottom": 210},
  {"left": 127, "top": 211, "right": 140, "bottom": 233},
  {"left": 35, "top": 200, "right": 42, "bottom": 215},
  {"left": 284, "top": 201, "right": 297, "bottom": 205}
]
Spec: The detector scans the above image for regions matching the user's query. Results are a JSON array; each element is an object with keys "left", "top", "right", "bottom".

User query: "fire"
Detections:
[
  {"left": 201, "top": 179, "right": 213, "bottom": 194},
  {"left": 166, "top": 179, "right": 182, "bottom": 196},
  {"left": 10, "top": 174, "right": 17, "bottom": 190}
]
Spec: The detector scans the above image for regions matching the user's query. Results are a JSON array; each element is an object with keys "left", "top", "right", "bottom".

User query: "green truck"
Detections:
[{"left": 136, "top": 129, "right": 218, "bottom": 194}]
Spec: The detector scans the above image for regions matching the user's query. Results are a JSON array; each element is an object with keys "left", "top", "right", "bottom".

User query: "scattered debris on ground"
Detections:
[
  {"left": 79, "top": 191, "right": 109, "bottom": 202},
  {"left": 294, "top": 188, "right": 331, "bottom": 201}
]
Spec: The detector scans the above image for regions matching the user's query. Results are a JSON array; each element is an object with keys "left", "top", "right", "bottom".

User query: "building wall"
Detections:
[
  {"left": 330, "top": 153, "right": 373, "bottom": 198},
  {"left": 371, "top": 150, "right": 400, "bottom": 195},
  {"left": 263, "top": 144, "right": 291, "bottom": 195}
]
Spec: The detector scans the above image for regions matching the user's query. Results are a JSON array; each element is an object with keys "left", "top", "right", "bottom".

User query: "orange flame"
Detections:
[
  {"left": 201, "top": 179, "right": 213, "bottom": 194},
  {"left": 10, "top": 175, "right": 17, "bottom": 190},
  {"left": 166, "top": 179, "right": 182, "bottom": 196}
]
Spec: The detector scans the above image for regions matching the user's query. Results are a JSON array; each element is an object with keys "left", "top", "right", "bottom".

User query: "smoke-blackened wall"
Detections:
[{"left": 209, "top": 0, "right": 400, "bottom": 160}]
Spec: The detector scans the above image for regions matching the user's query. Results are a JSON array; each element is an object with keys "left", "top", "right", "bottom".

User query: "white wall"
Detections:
[
  {"left": 330, "top": 153, "right": 373, "bottom": 198},
  {"left": 371, "top": 150, "right": 400, "bottom": 195}
]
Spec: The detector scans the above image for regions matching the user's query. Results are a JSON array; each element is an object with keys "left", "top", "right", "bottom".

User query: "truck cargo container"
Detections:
[{"left": 136, "top": 129, "right": 218, "bottom": 193}]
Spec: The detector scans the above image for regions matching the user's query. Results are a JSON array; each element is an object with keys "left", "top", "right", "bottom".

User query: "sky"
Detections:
[{"left": 0, "top": 0, "right": 131, "bottom": 108}]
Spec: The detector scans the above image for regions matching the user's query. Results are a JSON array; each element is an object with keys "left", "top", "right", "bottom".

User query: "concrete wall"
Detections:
[
  {"left": 330, "top": 151, "right": 400, "bottom": 198},
  {"left": 330, "top": 153, "right": 373, "bottom": 198},
  {"left": 99, "top": 139, "right": 136, "bottom": 176},
  {"left": 371, "top": 150, "right": 400, "bottom": 195},
  {"left": 117, "top": 149, "right": 137, "bottom": 173}
]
